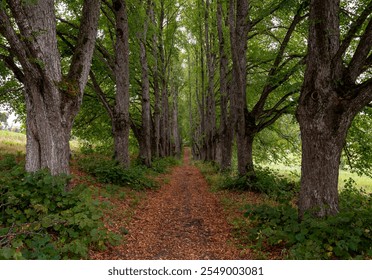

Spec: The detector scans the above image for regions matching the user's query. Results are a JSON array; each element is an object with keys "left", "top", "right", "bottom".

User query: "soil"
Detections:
[{"left": 93, "top": 148, "right": 248, "bottom": 260}]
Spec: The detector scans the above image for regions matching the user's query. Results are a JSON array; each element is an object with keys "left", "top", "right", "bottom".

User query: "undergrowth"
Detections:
[
  {"left": 242, "top": 178, "right": 372, "bottom": 260},
  {"left": 77, "top": 156, "right": 179, "bottom": 190},
  {"left": 0, "top": 154, "right": 120, "bottom": 260},
  {"left": 220, "top": 166, "right": 299, "bottom": 201}
]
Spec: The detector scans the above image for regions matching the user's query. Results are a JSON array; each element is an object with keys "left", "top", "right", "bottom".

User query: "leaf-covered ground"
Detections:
[{"left": 91, "top": 149, "right": 251, "bottom": 259}]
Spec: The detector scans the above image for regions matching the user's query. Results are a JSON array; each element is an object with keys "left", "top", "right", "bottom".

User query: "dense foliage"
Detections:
[
  {"left": 244, "top": 181, "right": 372, "bottom": 259},
  {"left": 0, "top": 154, "right": 120, "bottom": 259},
  {"left": 220, "top": 166, "right": 298, "bottom": 202}
]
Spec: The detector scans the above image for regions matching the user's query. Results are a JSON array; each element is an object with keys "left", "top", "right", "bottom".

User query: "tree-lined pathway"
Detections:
[{"left": 98, "top": 148, "right": 245, "bottom": 259}]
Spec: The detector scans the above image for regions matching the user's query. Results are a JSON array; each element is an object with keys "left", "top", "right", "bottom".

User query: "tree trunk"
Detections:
[
  {"left": 138, "top": 3, "right": 152, "bottom": 167},
  {"left": 112, "top": 0, "right": 130, "bottom": 167},
  {"left": 297, "top": 101, "right": 353, "bottom": 217},
  {"left": 217, "top": 0, "right": 233, "bottom": 170},
  {"left": 149, "top": 0, "right": 160, "bottom": 158},
  {"left": 171, "top": 85, "right": 181, "bottom": 158},
  {"left": 229, "top": 0, "right": 250, "bottom": 176},
  {"left": 112, "top": 111, "right": 130, "bottom": 167},
  {"left": 237, "top": 121, "right": 256, "bottom": 177},
  {"left": 24, "top": 85, "right": 71, "bottom": 175}
]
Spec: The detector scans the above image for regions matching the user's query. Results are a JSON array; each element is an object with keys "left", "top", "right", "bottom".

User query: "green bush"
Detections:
[
  {"left": 150, "top": 157, "right": 180, "bottom": 173},
  {"left": 0, "top": 153, "right": 18, "bottom": 170},
  {"left": 244, "top": 184, "right": 372, "bottom": 259},
  {"left": 221, "top": 166, "right": 298, "bottom": 201},
  {"left": 0, "top": 155, "right": 120, "bottom": 259},
  {"left": 78, "top": 156, "right": 156, "bottom": 189}
]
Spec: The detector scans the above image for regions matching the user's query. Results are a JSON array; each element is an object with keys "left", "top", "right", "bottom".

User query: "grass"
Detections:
[
  {"left": 0, "top": 130, "right": 26, "bottom": 153},
  {"left": 266, "top": 163, "right": 372, "bottom": 193}
]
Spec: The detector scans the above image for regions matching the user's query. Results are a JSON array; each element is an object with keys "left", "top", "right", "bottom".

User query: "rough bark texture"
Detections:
[
  {"left": 0, "top": 0, "right": 100, "bottom": 175},
  {"left": 112, "top": 0, "right": 130, "bottom": 167},
  {"left": 297, "top": 0, "right": 372, "bottom": 218},
  {"left": 228, "top": 0, "right": 252, "bottom": 176}
]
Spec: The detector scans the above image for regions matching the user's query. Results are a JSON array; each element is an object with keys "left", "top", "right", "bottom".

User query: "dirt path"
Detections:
[{"left": 99, "top": 149, "right": 242, "bottom": 259}]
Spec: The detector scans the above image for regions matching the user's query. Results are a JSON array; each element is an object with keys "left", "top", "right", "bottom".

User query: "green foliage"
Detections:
[
  {"left": 343, "top": 108, "right": 372, "bottom": 178},
  {"left": 77, "top": 156, "right": 157, "bottom": 190},
  {"left": 244, "top": 184, "right": 372, "bottom": 259},
  {"left": 149, "top": 157, "right": 181, "bottom": 174},
  {"left": 220, "top": 166, "right": 299, "bottom": 201},
  {"left": 0, "top": 155, "right": 120, "bottom": 260}
]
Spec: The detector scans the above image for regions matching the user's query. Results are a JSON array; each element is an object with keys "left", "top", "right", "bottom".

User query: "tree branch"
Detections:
[
  {"left": 257, "top": 103, "right": 293, "bottom": 132},
  {"left": 333, "top": 2, "right": 372, "bottom": 64},
  {"left": 89, "top": 71, "right": 114, "bottom": 120},
  {"left": 67, "top": 0, "right": 101, "bottom": 95},
  {"left": 347, "top": 17, "right": 372, "bottom": 82}
]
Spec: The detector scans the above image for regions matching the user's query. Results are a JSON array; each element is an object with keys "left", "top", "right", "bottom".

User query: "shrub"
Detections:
[
  {"left": 78, "top": 156, "right": 156, "bottom": 189},
  {"left": 221, "top": 166, "right": 298, "bottom": 201},
  {"left": 244, "top": 184, "right": 372, "bottom": 259},
  {"left": 0, "top": 155, "right": 120, "bottom": 259},
  {"left": 150, "top": 157, "right": 180, "bottom": 174}
]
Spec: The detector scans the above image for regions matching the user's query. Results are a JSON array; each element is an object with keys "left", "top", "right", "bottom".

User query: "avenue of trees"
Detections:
[{"left": 1, "top": 0, "right": 372, "bottom": 220}]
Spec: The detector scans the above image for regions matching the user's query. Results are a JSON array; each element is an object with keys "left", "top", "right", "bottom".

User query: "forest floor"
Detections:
[{"left": 91, "top": 148, "right": 251, "bottom": 260}]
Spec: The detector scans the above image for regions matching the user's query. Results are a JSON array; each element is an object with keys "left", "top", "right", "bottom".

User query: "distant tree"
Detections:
[{"left": 0, "top": 111, "right": 8, "bottom": 129}]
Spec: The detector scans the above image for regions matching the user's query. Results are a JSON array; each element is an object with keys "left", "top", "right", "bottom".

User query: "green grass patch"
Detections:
[{"left": 0, "top": 130, "right": 26, "bottom": 154}]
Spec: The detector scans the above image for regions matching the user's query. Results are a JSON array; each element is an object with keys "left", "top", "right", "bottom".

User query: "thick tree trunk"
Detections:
[
  {"left": 237, "top": 122, "right": 255, "bottom": 177},
  {"left": 112, "top": 112, "right": 130, "bottom": 167},
  {"left": 297, "top": 92, "right": 355, "bottom": 217},
  {"left": 297, "top": 0, "right": 341, "bottom": 218},
  {"left": 24, "top": 86, "right": 71, "bottom": 175},
  {"left": 229, "top": 0, "right": 250, "bottom": 176}
]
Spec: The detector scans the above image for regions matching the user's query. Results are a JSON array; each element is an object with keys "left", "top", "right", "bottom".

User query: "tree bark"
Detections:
[
  {"left": 138, "top": 2, "right": 152, "bottom": 167},
  {"left": 171, "top": 84, "right": 181, "bottom": 158},
  {"left": 297, "top": 103, "right": 353, "bottom": 217},
  {"left": 228, "top": 0, "right": 252, "bottom": 176},
  {"left": 112, "top": 0, "right": 130, "bottom": 167},
  {"left": 217, "top": 0, "right": 233, "bottom": 170}
]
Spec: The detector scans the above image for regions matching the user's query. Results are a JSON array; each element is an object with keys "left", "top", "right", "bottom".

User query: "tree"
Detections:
[
  {"left": 0, "top": 0, "right": 100, "bottom": 175},
  {"left": 0, "top": 111, "right": 8, "bottom": 129},
  {"left": 297, "top": 0, "right": 372, "bottom": 218},
  {"left": 216, "top": 0, "right": 233, "bottom": 170},
  {"left": 138, "top": 0, "right": 152, "bottom": 167}
]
